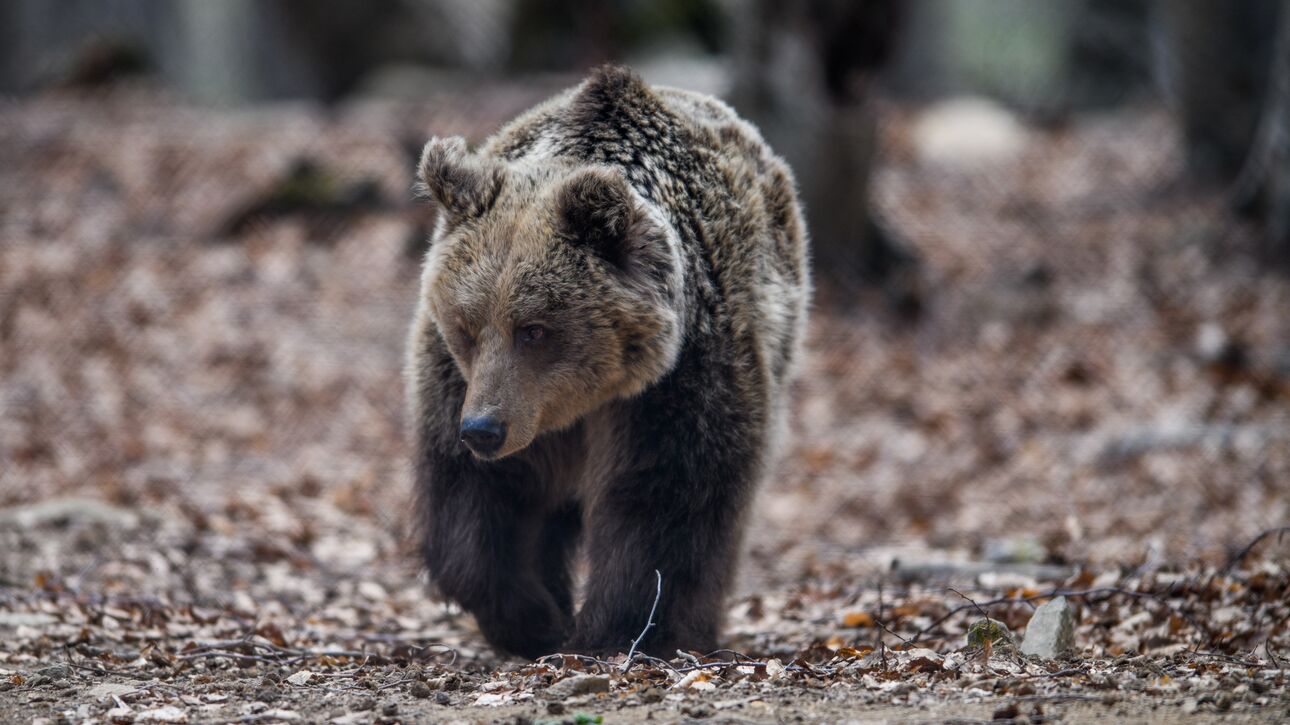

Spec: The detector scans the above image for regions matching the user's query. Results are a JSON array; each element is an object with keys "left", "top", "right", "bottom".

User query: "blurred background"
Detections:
[{"left": 2, "top": 0, "right": 1289, "bottom": 616}]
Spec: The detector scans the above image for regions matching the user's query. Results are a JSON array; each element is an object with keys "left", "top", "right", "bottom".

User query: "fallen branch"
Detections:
[
  {"left": 911, "top": 586, "right": 1207, "bottom": 645},
  {"left": 1222, "top": 526, "right": 1290, "bottom": 573},
  {"left": 621, "top": 569, "right": 662, "bottom": 674}
]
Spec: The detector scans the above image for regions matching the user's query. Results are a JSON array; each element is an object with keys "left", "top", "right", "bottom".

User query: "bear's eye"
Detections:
[
  {"left": 457, "top": 325, "right": 476, "bottom": 348},
  {"left": 517, "top": 324, "right": 548, "bottom": 346}
]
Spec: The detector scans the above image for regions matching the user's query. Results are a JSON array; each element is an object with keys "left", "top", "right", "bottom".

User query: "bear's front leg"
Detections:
[
  {"left": 419, "top": 457, "right": 572, "bottom": 659},
  {"left": 412, "top": 337, "right": 571, "bottom": 659},
  {"left": 568, "top": 395, "right": 762, "bottom": 657}
]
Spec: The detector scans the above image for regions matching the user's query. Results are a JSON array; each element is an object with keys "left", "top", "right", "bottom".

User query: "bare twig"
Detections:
[
  {"left": 699, "top": 649, "right": 762, "bottom": 663},
  {"left": 673, "top": 659, "right": 768, "bottom": 673},
  {"left": 1222, "top": 526, "right": 1290, "bottom": 573},
  {"left": 537, "top": 653, "right": 619, "bottom": 671},
  {"left": 179, "top": 651, "right": 295, "bottom": 666},
  {"left": 627, "top": 652, "right": 683, "bottom": 674},
  {"left": 912, "top": 594, "right": 1023, "bottom": 643},
  {"left": 1025, "top": 667, "right": 1086, "bottom": 679},
  {"left": 1265, "top": 639, "right": 1284, "bottom": 670},
  {"left": 62, "top": 648, "right": 156, "bottom": 681},
  {"left": 947, "top": 587, "right": 992, "bottom": 620},
  {"left": 621, "top": 569, "right": 663, "bottom": 673},
  {"left": 375, "top": 672, "right": 422, "bottom": 691},
  {"left": 911, "top": 586, "right": 1208, "bottom": 645},
  {"left": 872, "top": 615, "right": 912, "bottom": 646},
  {"left": 1189, "top": 651, "right": 1264, "bottom": 667}
]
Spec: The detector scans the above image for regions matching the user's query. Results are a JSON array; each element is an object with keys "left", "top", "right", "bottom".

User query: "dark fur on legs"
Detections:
[
  {"left": 413, "top": 337, "right": 573, "bottom": 659},
  {"left": 566, "top": 335, "right": 762, "bottom": 656},
  {"left": 407, "top": 66, "right": 806, "bottom": 659}
]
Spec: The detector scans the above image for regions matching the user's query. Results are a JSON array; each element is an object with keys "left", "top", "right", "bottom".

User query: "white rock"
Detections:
[
  {"left": 137, "top": 706, "right": 188, "bottom": 723},
  {"left": 357, "top": 581, "right": 388, "bottom": 601},
  {"left": 1020, "top": 596, "right": 1076, "bottom": 659},
  {"left": 0, "top": 612, "right": 58, "bottom": 628},
  {"left": 86, "top": 683, "right": 138, "bottom": 699},
  {"left": 0, "top": 498, "right": 140, "bottom": 530},
  {"left": 549, "top": 673, "right": 610, "bottom": 698},
  {"left": 912, "top": 97, "right": 1029, "bottom": 167}
]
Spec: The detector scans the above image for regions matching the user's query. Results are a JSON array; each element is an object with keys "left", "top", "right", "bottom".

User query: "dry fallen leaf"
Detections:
[{"left": 842, "top": 611, "right": 875, "bottom": 628}]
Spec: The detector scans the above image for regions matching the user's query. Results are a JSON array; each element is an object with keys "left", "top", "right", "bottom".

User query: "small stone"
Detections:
[
  {"left": 639, "top": 686, "right": 664, "bottom": 704},
  {"left": 966, "top": 618, "right": 1015, "bottom": 650},
  {"left": 254, "top": 687, "right": 279, "bottom": 703},
  {"left": 889, "top": 683, "right": 916, "bottom": 697},
  {"left": 409, "top": 681, "right": 433, "bottom": 699},
  {"left": 0, "top": 613, "right": 58, "bottom": 628},
  {"left": 88, "top": 683, "right": 140, "bottom": 700},
  {"left": 682, "top": 703, "right": 715, "bottom": 719},
  {"left": 37, "top": 665, "right": 70, "bottom": 679},
  {"left": 547, "top": 674, "right": 610, "bottom": 699},
  {"left": 1020, "top": 596, "right": 1075, "bottom": 659},
  {"left": 0, "top": 497, "right": 141, "bottom": 531},
  {"left": 983, "top": 536, "right": 1047, "bottom": 564},
  {"left": 992, "top": 703, "right": 1019, "bottom": 720},
  {"left": 381, "top": 702, "right": 397, "bottom": 717},
  {"left": 912, "top": 97, "right": 1029, "bottom": 167},
  {"left": 546, "top": 701, "right": 565, "bottom": 715},
  {"left": 351, "top": 696, "right": 376, "bottom": 711},
  {"left": 433, "top": 692, "right": 450, "bottom": 705},
  {"left": 136, "top": 706, "right": 187, "bottom": 723}
]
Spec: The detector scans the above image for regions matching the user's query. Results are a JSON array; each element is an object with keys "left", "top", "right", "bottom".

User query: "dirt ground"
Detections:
[{"left": 1, "top": 84, "right": 1288, "bottom": 723}]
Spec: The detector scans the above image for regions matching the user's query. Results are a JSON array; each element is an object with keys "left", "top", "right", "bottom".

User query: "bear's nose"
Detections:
[{"left": 460, "top": 416, "right": 506, "bottom": 456}]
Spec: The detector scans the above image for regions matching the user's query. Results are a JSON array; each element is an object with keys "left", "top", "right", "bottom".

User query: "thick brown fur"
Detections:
[{"left": 406, "top": 66, "right": 809, "bottom": 659}]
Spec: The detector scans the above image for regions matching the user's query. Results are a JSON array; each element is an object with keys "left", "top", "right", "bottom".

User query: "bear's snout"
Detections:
[{"left": 460, "top": 415, "right": 506, "bottom": 457}]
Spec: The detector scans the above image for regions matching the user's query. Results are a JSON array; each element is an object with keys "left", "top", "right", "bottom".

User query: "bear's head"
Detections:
[{"left": 414, "top": 136, "right": 685, "bottom": 459}]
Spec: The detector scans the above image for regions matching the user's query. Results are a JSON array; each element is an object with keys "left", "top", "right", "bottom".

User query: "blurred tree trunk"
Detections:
[
  {"left": 731, "top": 0, "right": 920, "bottom": 312},
  {"left": 1066, "top": 0, "right": 1153, "bottom": 109},
  {"left": 1156, "top": 0, "right": 1289, "bottom": 261},
  {"left": 1233, "top": 4, "right": 1290, "bottom": 259},
  {"left": 1155, "top": 0, "right": 1280, "bottom": 181}
]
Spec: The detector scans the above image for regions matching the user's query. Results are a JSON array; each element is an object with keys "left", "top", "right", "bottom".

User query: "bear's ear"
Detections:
[
  {"left": 554, "top": 168, "right": 645, "bottom": 269},
  {"left": 415, "top": 136, "right": 503, "bottom": 222}
]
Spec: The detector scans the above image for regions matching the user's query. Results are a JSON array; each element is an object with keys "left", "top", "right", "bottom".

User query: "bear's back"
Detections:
[{"left": 480, "top": 68, "right": 809, "bottom": 394}]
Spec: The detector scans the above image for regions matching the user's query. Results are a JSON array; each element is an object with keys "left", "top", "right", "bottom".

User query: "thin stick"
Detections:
[
  {"left": 911, "top": 586, "right": 1206, "bottom": 644},
  {"left": 947, "top": 587, "right": 991, "bottom": 620},
  {"left": 1265, "top": 639, "right": 1284, "bottom": 670},
  {"left": 1221, "top": 526, "right": 1290, "bottom": 573},
  {"left": 621, "top": 569, "right": 662, "bottom": 673},
  {"left": 872, "top": 616, "right": 911, "bottom": 646}
]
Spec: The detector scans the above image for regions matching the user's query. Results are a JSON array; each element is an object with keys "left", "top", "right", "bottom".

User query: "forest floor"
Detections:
[{"left": 1, "top": 84, "right": 1288, "bottom": 723}]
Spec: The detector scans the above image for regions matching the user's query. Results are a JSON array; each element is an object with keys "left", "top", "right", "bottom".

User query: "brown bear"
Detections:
[{"left": 406, "top": 66, "right": 809, "bottom": 659}]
